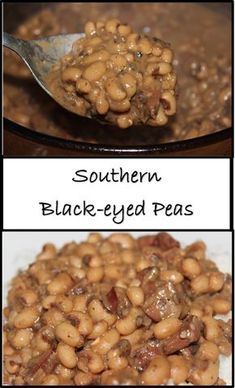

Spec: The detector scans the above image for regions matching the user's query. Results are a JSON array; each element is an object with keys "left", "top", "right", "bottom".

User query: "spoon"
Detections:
[{"left": 3, "top": 32, "right": 84, "bottom": 99}]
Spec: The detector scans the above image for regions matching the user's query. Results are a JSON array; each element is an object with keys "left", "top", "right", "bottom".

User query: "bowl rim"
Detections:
[{"left": 4, "top": 117, "right": 232, "bottom": 154}]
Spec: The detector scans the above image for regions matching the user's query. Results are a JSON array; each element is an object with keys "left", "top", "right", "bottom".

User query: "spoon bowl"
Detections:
[{"left": 3, "top": 32, "right": 84, "bottom": 98}]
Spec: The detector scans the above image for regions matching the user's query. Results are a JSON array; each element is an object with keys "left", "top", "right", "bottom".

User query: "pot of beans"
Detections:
[{"left": 3, "top": 3, "right": 232, "bottom": 156}]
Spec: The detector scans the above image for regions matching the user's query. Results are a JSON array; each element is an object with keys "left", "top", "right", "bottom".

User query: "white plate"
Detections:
[{"left": 3, "top": 231, "right": 232, "bottom": 385}]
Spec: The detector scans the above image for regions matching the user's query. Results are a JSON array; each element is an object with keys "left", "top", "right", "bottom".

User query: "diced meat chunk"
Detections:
[
  {"left": 142, "top": 282, "right": 182, "bottom": 322},
  {"left": 102, "top": 287, "right": 131, "bottom": 317},
  {"left": 163, "top": 315, "right": 202, "bottom": 354}
]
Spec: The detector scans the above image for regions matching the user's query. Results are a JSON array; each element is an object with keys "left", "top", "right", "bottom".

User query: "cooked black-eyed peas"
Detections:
[
  {"left": 3, "top": 233, "right": 231, "bottom": 385},
  {"left": 48, "top": 19, "right": 177, "bottom": 128}
]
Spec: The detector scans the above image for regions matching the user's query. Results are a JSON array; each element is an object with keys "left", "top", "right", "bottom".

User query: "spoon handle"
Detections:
[{"left": 3, "top": 32, "right": 26, "bottom": 58}]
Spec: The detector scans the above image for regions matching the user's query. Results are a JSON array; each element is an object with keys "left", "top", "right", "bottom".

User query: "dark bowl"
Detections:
[{"left": 3, "top": 2, "right": 232, "bottom": 157}]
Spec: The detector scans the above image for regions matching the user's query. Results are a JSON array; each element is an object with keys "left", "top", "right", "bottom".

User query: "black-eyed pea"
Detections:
[
  {"left": 197, "top": 341, "right": 219, "bottom": 362},
  {"left": 153, "top": 318, "right": 182, "bottom": 340},
  {"left": 181, "top": 258, "right": 201, "bottom": 279},
  {"left": 158, "top": 62, "right": 172, "bottom": 75},
  {"left": 190, "top": 307, "right": 203, "bottom": 318},
  {"left": 135, "top": 259, "right": 151, "bottom": 272},
  {"left": 109, "top": 99, "right": 131, "bottom": 113},
  {"left": 20, "top": 347, "right": 33, "bottom": 365},
  {"left": 115, "top": 279, "right": 127, "bottom": 289},
  {"left": 191, "top": 274, "right": 209, "bottom": 295},
  {"left": 110, "top": 54, "right": 127, "bottom": 71},
  {"left": 88, "top": 299, "right": 116, "bottom": 326},
  {"left": 147, "top": 54, "right": 161, "bottom": 63},
  {"left": 75, "top": 312, "right": 93, "bottom": 336},
  {"left": 69, "top": 256, "right": 82, "bottom": 268},
  {"left": 96, "top": 21, "right": 105, "bottom": 30},
  {"left": 7, "top": 311, "right": 18, "bottom": 328},
  {"left": 121, "top": 249, "right": 135, "bottom": 264},
  {"left": 209, "top": 272, "right": 224, "bottom": 292},
  {"left": 105, "top": 79, "right": 126, "bottom": 101},
  {"left": 78, "top": 349, "right": 105, "bottom": 373},
  {"left": 75, "top": 97, "right": 89, "bottom": 116},
  {"left": 4, "top": 344, "right": 15, "bottom": 356},
  {"left": 87, "top": 36, "right": 102, "bottom": 47},
  {"left": 130, "top": 278, "right": 141, "bottom": 287},
  {"left": 34, "top": 331, "right": 51, "bottom": 352},
  {"left": 117, "top": 115, "right": 133, "bottom": 128},
  {"left": 105, "top": 19, "right": 120, "bottom": 34},
  {"left": 122, "top": 328, "right": 143, "bottom": 346},
  {"left": 141, "top": 355, "right": 170, "bottom": 384},
  {"left": 47, "top": 273, "right": 73, "bottom": 295},
  {"left": 77, "top": 242, "right": 97, "bottom": 257},
  {"left": 125, "top": 53, "right": 134, "bottom": 62},
  {"left": 11, "top": 328, "right": 32, "bottom": 349},
  {"left": 5, "top": 356, "right": 21, "bottom": 374},
  {"left": 202, "top": 316, "right": 220, "bottom": 341},
  {"left": 168, "top": 355, "right": 190, "bottom": 384},
  {"left": 161, "top": 48, "right": 173, "bottom": 63},
  {"left": 143, "top": 74, "right": 155, "bottom": 88},
  {"left": 42, "top": 375, "right": 60, "bottom": 385},
  {"left": 138, "top": 38, "right": 152, "bottom": 54},
  {"left": 152, "top": 45, "right": 163, "bottom": 56},
  {"left": 162, "top": 72, "right": 177, "bottom": 90},
  {"left": 148, "top": 105, "right": 168, "bottom": 126},
  {"left": 83, "top": 61, "right": 106, "bottom": 82},
  {"left": 210, "top": 297, "right": 231, "bottom": 315},
  {"left": 68, "top": 267, "right": 86, "bottom": 281},
  {"left": 14, "top": 307, "right": 39, "bottom": 329},
  {"left": 55, "top": 322, "right": 83, "bottom": 347},
  {"left": 73, "top": 294, "right": 88, "bottom": 312},
  {"left": 107, "top": 41, "right": 126, "bottom": 54},
  {"left": 74, "top": 371, "right": 93, "bottom": 385},
  {"left": 146, "top": 63, "right": 159, "bottom": 75},
  {"left": 104, "top": 264, "right": 122, "bottom": 279},
  {"left": 36, "top": 243, "right": 57, "bottom": 260},
  {"left": 115, "top": 308, "right": 138, "bottom": 335},
  {"left": 189, "top": 360, "right": 219, "bottom": 385},
  {"left": 87, "top": 232, "right": 102, "bottom": 244},
  {"left": 18, "top": 289, "right": 38, "bottom": 306},
  {"left": 61, "top": 67, "right": 82, "bottom": 83},
  {"left": 88, "top": 320, "right": 108, "bottom": 339},
  {"left": 84, "top": 21, "right": 96, "bottom": 36},
  {"left": 91, "top": 328, "right": 120, "bottom": 355},
  {"left": 161, "top": 91, "right": 176, "bottom": 116},
  {"left": 127, "top": 287, "right": 144, "bottom": 306},
  {"left": 55, "top": 295, "right": 73, "bottom": 313},
  {"left": 160, "top": 270, "right": 183, "bottom": 284},
  {"left": 96, "top": 93, "right": 109, "bottom": 115},
  {"left": 185, "top": 241, "right": 206, "bottom": 260},
  {"left": 57, "top": 342, "right": 77, "bottom": 368},
  {"left": 107, "top": 348, "right": 128, "bottom": 370},
  {"left": 82, "top": 49, "right": 110, "bottom": 65},
  {"left": 55, "top": 363, "right": 76, "bottom": 379},
  {"left": 42, "top": 308, "right": 64, "bottom": 327},
  {"left": 34, "top": 270, "right": 51, "bottom": 285},
  {"left": 89, "top": 254, "right": 103, "bottom": 267},
  {"left": 88, "top": 88, "right": 100, "bottom": 104},
  {"left": 120, "top": 73, "right": 137, "bottom": 98},
  {"left": 126, "top": 33, "right": 139, "bottom": 51},
  {"left": 87, "top": 266, "right": 104, "bottom": 282},
  {"left": 76, "top": 78, "right": 91, "bottom": 94},
  {"left": 118, "top": 24, "right": 132, "bottom": 36}
]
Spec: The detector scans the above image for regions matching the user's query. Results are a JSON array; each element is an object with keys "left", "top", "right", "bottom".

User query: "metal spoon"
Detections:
[{"left": 3, "top": 32, "right": 84, "bottom": 99}]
